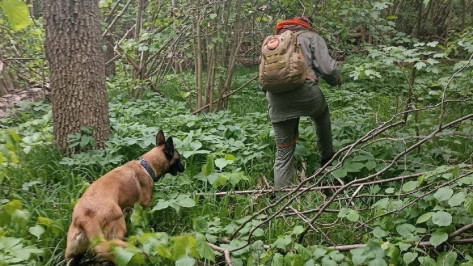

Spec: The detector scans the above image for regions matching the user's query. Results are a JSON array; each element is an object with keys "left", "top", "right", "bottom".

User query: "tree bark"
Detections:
[{"left": 43, "top": 0, "right": 110, "bottom": 151}]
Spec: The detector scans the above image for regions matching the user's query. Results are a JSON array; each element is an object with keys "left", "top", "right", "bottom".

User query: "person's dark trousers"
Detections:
[{"left": 272, "top": 103, "right": 334, "bottom": 188}]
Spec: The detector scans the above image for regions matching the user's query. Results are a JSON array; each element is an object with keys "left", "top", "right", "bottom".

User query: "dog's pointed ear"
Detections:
[
  {"left": 156, "top": 130, "right": 165, "bottom": 146},
  {"left": 164, "top": 137, "right": 174, "bottom": 160}
]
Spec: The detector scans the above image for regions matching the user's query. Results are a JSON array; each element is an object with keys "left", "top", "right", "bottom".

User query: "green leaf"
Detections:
[
  {"left": 28, "top": 225, "right": 45, "bottom": 239},
  {"left": 396, "top": 224, "right": 416, "bottom": 237},
  {"left": 193, "top": 217, "right": 208, "bottom": 233},
  {"left": 346, "top": 162, "right": 365, "bottom": 173},
  {"left": 201, "top": 155, "right": 215, "bottom": 176},
  {"left": 346, "top": 209, "right": 360, "bottom": 222},
  {"left": 438, "top": 251, "right": 457, "bottom": 266},
  {"left": 464, "top": 197, "right": 473, "bottom": 214},
  {"left": 432, "top": 211, "right": 452, "bottom": 227},
  {"left": 332, "top": 168, "right": 347, "bottom": 178},
  {"left": 152, "top": 200, "right": 169, "bottom": 211},
  {"left": 402, "top": 181, "right": 418, "bottom": 192},
  {"left": 414, "top": 61, "right": 427, "bottom": 70},
  {"left": 175, "top": 256, "right": 195, "bottom": 266},
  {"left": 114, "top": 248, "right": 135, "bottom": 266},
  {"left": 373, "top": 227, "right": 389, "bottom": 238},
  {"left": 403, "top": 252, "right": 418, "bottom": 265},
  {"left": 429, "top": 231, "right": 448, "bottom": 248},
  {"left": 195, "top": 233, "right": 215, "bottom": 262},
  {"left": 448, "top": 192, "right": 465, "bottom": 207},
  {"left": 176, "top": 195, "right": 195, "bottom": 208},
  {"left": 214, "top": 158, "right": 233, "bottom": 170},
  {"left": 434, "top": 187, "right": 453, "bottom": 202},
  {"left": 0, "top": 0, "right": 32, "bottom": 31},
  {"left": 292, "top": 225, "right": 304, "bottom": 235},
  {"left": 416, "top": 212, "right": 434, "bottom": 224}
]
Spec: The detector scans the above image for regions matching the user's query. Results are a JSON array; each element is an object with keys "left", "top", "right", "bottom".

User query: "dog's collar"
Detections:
[{"left": 138, "top": 157, "right": 157, "bottom": 182}]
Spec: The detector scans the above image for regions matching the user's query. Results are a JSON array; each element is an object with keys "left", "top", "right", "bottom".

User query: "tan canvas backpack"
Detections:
[{"left": 258, "top": 30, "right": 309, "bottom": 93}]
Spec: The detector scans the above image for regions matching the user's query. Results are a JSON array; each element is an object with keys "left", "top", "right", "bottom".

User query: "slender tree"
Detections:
[{"left": 43, "top": 0, "right": 109, "bottom": 151}]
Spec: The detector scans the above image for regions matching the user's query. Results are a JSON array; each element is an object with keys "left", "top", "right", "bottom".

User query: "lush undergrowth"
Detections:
[{"left": 1, "top": 55, "right": 473, "bottom": 265}]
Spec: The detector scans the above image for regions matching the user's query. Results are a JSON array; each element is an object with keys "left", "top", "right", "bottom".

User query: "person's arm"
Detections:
[{"left": 311, "top": 35, "right": 342, "bottom": 87}]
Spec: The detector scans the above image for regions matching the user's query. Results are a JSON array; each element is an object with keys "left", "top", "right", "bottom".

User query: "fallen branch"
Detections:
[
  {"left": 194, "top": 172, "right": 424, "bottom": 197},
  {"left": 329, "top": 238, "right": 473, "bottom": 251},
  {"left": 207, "top": 242, "right": 233, "bottom": 266}
]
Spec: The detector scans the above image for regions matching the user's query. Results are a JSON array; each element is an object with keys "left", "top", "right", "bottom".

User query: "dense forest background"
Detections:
[{"left": 0, "top": 0, "right": 473, "bottom": 265}]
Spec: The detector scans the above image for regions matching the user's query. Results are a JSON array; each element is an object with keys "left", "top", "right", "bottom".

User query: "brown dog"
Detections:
[{"left": 65, "top": 130, "right": 184, "bottom": 264}]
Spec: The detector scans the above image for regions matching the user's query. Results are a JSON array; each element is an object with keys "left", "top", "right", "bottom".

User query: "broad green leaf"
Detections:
[
  {"left": 373, "top": 227, "right": 389, "bottom": 238},
  {"left": 189, "top": 141, "right": 202, "bottom": 151},
  {"left": 332, "top": 168, "right": 347, "bottom": 178},
  {"left": 368, "top": 257, "right": 387, "bottom": 266},
  {"left": 313, "top": 248, "right": 327, "bottom": 259},
  {"left": 403, "top": 252, "right": 418, "bottom": 265},
  {"left": 464, "top": 197, "right": 473, "bottom": 214},
  {"left": 114, "top": 248, "right": 135, "bottom": 266},
  {"left": 402, "top": 181, "right": 418, "bottom": 192},
  {"left": 0, "top": 0, "right": 32, "bottom": 31},
  {"left": 448, "top": 192, "right": 465, "bottom": 207},
  {"left": 283, "top": 252, "right": 305, "bottom": 266},
  {"left": 2, "top": 199, "right": 23, "bottom": 215},
  {"left": 37, "top": 217, "right": 53, "bottom": 227},
  {"left": 416, "top": 212, "right": 435, "bottom": 224},
  {"left": 175, "top": 256, "right": 195, "bottom": 266},
  {"left": 438, "top": 251, "right": 457, "bottom": 266},
  {"left": 432, "top": 211, "right": 452, "bottom": 227},
  {"left": 429, "top": 231, "right": 448, "bottom": 248},
  {"left": 214, "top": 158, "right": 233, "bottom": 170},
  {"left": 195, "top": 233, "right": 215, "bottom": 262},
  {"left": 414, "top": 62, "right": 427, "bottom": 70},
  {"left": 193, "top": 217, "right": 208, "bottom": 233},
  {"left": 396, "top": 224, "right": 416, "bottom": 237},
  {"left": 346, "top": 209, "right": 360, "bottom": 222},
  {"left": 28, "top": 225, "right": 45, "bottom": 239},
  {"left": 292, "top": 225, "right": 304, "bottom": 235},
  {"left": 418, "top": 256, "right": 437, "bottom": 266},
  {"left": 434, "top": 187, "right": 453, "bottom": 202},
  {"left": 346, "top": 162, "right": 365, "bottom": 173},
  {"left": 176, "top": 195, "right": 195, "bottom": 208},
  {"left": 152, "top": 200, "right": 169, "bottom": 211}
]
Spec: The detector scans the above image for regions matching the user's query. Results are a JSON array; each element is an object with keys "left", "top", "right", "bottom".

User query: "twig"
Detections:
[
  {"left": 329, "top": 238, "right": 473, "bottom": 251},
  {"left": 207, "top": 243, "right": 233, "bottom": 266},
  {"left": 102, "top": 0, "right": 133, "bottom": 38},
  {"left": 439, "top": 53, "right": 473, "bottom": 129}
]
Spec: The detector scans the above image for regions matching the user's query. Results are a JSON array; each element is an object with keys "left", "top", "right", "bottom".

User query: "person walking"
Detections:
[{"left": 261, "top": 16, "right": 342, "bottom": 188}]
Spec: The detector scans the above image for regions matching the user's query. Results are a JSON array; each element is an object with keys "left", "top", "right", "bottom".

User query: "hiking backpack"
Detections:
[{"left": 258, "top": 30, "right": 309, "bottom": 93}]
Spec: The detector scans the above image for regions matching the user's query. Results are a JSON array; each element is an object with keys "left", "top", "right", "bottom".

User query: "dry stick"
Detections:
[
  {"left": 230, "top": 117, "right": 404, "bottom": 231},
  {"left": 439, "top": 52, "right": 473, "bottom": 129},
  {"left": 297, "top": 59, "right": 473, "bottom": 242},
  {"left": 229, "top": 116, "right": 407, "bottom": 250},
  {"left": 102, "top": 0, "right": 133, "bottom": 38},
  {"left": 297, "top": 113, "right": 473, "bottom": 243},
  {"left": 358, "top": 171, "right": 473, "bottom": 228},
  {"left": 104, "top": 0, "right": 124, "bottom": 23},
  {"left": 207, "top": 242, "right": 233, "bottom": 266},
  {"left": 329, "top": 238, "right": 473, "bottom": 251},
  {"left": 105, "top": 25, "right": 135, "bottom": 66},
  {"left": 192, "top": 74, "right": 258, "bottom": 115},
  {"left": 194, "top": 172, "right": 424, "bottom": 197}
]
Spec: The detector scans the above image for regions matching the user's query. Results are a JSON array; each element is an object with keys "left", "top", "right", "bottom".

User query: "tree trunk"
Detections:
[{"left": 43, "top": 0, "right": 110, "bottom": 152}]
